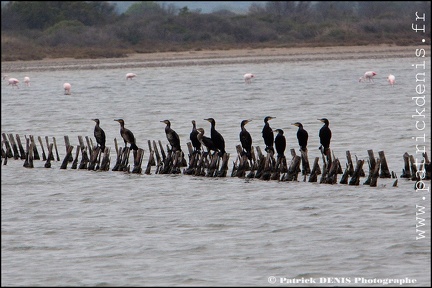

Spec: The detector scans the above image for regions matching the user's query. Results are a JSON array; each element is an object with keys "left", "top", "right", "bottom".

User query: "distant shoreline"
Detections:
[{"left": 1, "top": 44, "right": 429, "bottom": 73}]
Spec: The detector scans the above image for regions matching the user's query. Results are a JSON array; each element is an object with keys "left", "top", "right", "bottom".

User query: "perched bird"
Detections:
[
  {"left": 204, "top": 118, "right": 226, "bottom": 156},
  {"left": 244, "top": 73, "right": 255, "bottom": 84},
  {"left": 359, "top": 71, "right": 377, "bottom": 82},
  {"left": 196, "top": 128, "right": 218, "bottom": 153},
  {"left": 273, "top": 129, "right": 286, "bottom": 158},
  {"left": 24, "top": 76, "right": 30, "bottom": 87},
  {"left": 292, "top": 122, "right": 308, "bottom": 152},
  {"left": 318, "top": 118, "right": 332, "bottom": 155},
  {"left": 63, "top": 83, "right": 71, "bottom": 95},
  {"left": 114, "top": 119, "right": 138, "bottom": 151},
  {"left": 239, "top": 119, "right": 253, "bottom": 160},
  {"left": 92, "top": 119, "right": 106, "bottom": 152},
  {"left": 8, "top": 78, "right": 19, "bottom": 89},
  {"left": 262, "top": 116, "right": 275, "bottom": 154},
  {"left": 190, "top": 120, "right": 201, "bottom": 153},
  {"left": 126, "top": 73, "right": 136, "bottom": 80},
  {"left": 161, "top": 119, "right": 181, "bottom": 152},
  {"left": 387, "top": 74, "right": 395, "bottom": 86}
]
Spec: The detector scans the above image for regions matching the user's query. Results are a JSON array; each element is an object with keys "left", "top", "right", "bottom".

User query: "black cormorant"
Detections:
[
  {"left": 318, "top": 118, "right": 331, "bottom": 154},
  {"left": 161, "top": 120, "right": 181, "bottom": 152},
  {"left": 196, "top": 128, "right": 218, "bottom": 153},
  {"left": 262, "top": 116, "right": 275, "bottom": 153},
  {"left": 114, "top": 119, "right": 138, "bottom": 151},
  {"left": 204, "top": 118, "right": 226, "bottom": 156},
  {"left": 190, "top": 120, "right": 201, "bottom": 153},
  {"left": 273, "top": 129, "right": 286, "bottom": 158},
  {"left": 239, "top": 119, "right": 253, "bottom": 160},
  {"left": 292, "top": 122, "right": 308, "bottom": 152},
  {"left": 92, "top": 118, "right": 106, "bottom": 152}
]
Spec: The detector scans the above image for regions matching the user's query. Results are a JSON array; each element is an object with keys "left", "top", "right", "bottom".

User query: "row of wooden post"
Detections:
[{"left": 2, "top": 132, "right": 431, "bottom": 186}]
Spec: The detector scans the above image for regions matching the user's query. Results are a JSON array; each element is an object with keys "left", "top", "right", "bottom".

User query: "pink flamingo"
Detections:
[
  {"left": 24, "top": 76, "right": 30, "bottom": 87},
  {"left": 387, "top": 74, "right": 395, "bottom": 86},
  {"left": 8, "top": 78, "right": 20, "bottom": 89},
  {"left": 126, "top": 73, "right": 136, "bottom": 80},
  {"left": 359, "top": 71, "right": 377, "bottom": 82},
  {"left": 244, "top": 73, "right": 254, "bottom": 84},
  {"left": 63, "top": 83, "right": 71, "bottom": 95}
]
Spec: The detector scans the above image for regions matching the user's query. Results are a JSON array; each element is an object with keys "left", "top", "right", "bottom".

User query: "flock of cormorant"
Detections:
[{"left": 92, "top": 117, "right": 332, "bottom": 160}]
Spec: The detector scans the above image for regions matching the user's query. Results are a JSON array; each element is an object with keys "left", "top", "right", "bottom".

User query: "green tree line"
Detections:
[{"left": 1, "top": 1, "right": 430, "bottom": 61}]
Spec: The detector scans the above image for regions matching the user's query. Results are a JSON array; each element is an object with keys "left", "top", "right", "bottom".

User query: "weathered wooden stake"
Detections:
[
  {"left": 132, "top": 148, "right": 144, "bottom": 174},
  {"left": 16, "top": 134, "right": 26, "bottom": 160},
  {"left": 2, "top": 133, "right": 13, "bottom": 158},
  {"left": 52, "top": 137, "right": 60, "bottom": 161},
  {"left": 369, "top": 158, "right": 381, "bottom": 187},
  {"left": 8, "top": 133, "right": 20, "bottom": 159},
  {"left": 29, "top": 135, "right": 40, "bottom": 160},
  {"left": 378, "top": 151, "right": 391, "bottom": 178},
  {"left": 349, "top": 159, "right": 365, "bottom": 185},
  {"left": 44, "top": 143, "right": 54, "bottom": 168},
  {"left": 38, "top": 136, "right": 47, "bottom": 161},
  {"left": 71, "top": 145, "right": 80, "bottom": 169},
  {"left": 308, "top": 157, "right": 321, "bottom": 182}
]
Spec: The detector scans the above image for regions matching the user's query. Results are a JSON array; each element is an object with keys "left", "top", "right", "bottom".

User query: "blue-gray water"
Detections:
[{"left": 1, "top": 53, "right": 431, "bottom": 286}]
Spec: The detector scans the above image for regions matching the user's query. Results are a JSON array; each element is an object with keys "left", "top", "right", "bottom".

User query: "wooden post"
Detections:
[
  {"left": 8, "top": 133, "right": 20, "bottom": 159},
  {"left": 409, "top": 155, "right": 419, "bottom": 181},
  {"left": 325, "top": 158, "right": 339, "bottom": 184},
  {"left": 16, "top": 134, "right": 26, "bottom": 160},
  {"left": 23, "top": 140, "right": 34, "bottom": 168},
  {"left": 88, "top": 146, "right": 100, "bottom": 171},
  {"left": 300, "top": 149, "right": 311, "bottom": 175},
  {"left": 2, "top": 133, "right": 13, "bottom": 158},
  {"left": 132, "top": 148, "right": 144, "bottom": 174},
  {"left": 345, "top": 151, "right": 354, "bottom": 176},
  {"left": 364, "top": 150, "right": 377, "bottom": 185},
  {"left": 308, "top": 157, "right": 321, "bottom": 182},
  {"left": 369, "top": 158, "right": 381, "bottom": 187},
  {"left": 112, "top": 147, "right": 123, "bottom": 171},
  {"left": 216, "top": 153, "right": 230, "bottom": 177},
  {"left": 29, "top": 135, "right": 40, "bottom": 160},
  {"left": 99, "top": 147, "right": 110, "bottom": 171},
  {"left": 44, "top": 143, "right": 54, "bottom": 168},
  {"left": 349, "top": 159, "right": 365, "bottom": 185},
  {"left": 78, "top": 136, "right": 89, "bottom": 169},
  {"left": 71, "top": 145, "right": 80, "bottom": 169},
  {"left": 378, "top": 151, "right": 391, "bottom": 178},
  {"left": 37, "top": 136, "right": 47, "bottom": 161},
  {"left": 401, "top": 152, "right": 412, "bottom": 178},
  {"left": 52, "top": 137, "right": 60, "bottom": 161},
  {"left": 64, "top": 136, "right": 73, "bottom": 162},
  {"left": 283, "top": 155, "right": 301, "bottom": 181},
  {"left": 60, "top": 145, "right": 74, "bottom": 169}
]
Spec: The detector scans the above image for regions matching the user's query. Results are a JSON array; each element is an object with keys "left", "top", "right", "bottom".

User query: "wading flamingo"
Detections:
[
  {"left": 244, "top": 73, "right": 254, "bottom": 84},
  {"left": 359, "top": 71, "right": 377, "bottom": 83},
  {"left": 24, "top": 76, "right": 30, "bottom": 87},
  {"left": 126, "top": 73, "right": 136, "bottom": 80},
  {"left": 8, "top": 78, "right": 19, "bottom": 89},
  {"left": 63, "top": 83, "right": 71, "bottom": 95},
  {"left": 387, "top": 74, "right": 395, "bottom": 86}
]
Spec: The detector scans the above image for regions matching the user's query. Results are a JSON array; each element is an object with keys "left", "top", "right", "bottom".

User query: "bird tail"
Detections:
[{"left": 130, "top": 143, "right": 139, "bottom": 151}]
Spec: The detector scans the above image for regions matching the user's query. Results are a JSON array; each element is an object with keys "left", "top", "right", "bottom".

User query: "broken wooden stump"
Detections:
[
  {"left": 349, "top": 159, "right": 365, "bottom": 185},
  {"left": 308, "top": 157, "right": 321, "bottom": 182},
  {"left": 44, "top": 143, "right": 54, "bottom": 168},
  {"left": 132, "top": 148, "right": 144, "bottom": 174},
  {"left": 60, "top": 145, "right": 74, "bottom": 169},
  {"left": 378, "top": 151, "right": 391, "bottom": 178},
  {"left": 369, "top": 158, "right": 381, "bottom": 187}
]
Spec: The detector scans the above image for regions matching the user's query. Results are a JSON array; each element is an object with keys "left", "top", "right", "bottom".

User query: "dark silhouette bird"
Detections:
[
  {"left": 196, "top": 128, "right": 218, "bottom": 154},
  {"left": 292, "top": 122, "right": 308, "bottom": 152},
  {"left": 114, "top": 119, "right": 138, "bottom": 151},
  {"left": 190, "top": 120, "right": 201, "bottom": 153},
  {"left": 239, "top": 119, "right": 252, "bottom": 160},
  {"left": 273, "top": 129, "right": 286, "bottom": 158},
  {"left": 204, "top": 118, "right": 226, "bottom": 156},
  {"left": 262, "top": 116, "right": 275, "bottom": 154},
  {"left": 92, "top": 118, "right": 106, "bottom": 152},
  {"left": 161, "top": 119, "right": 181, "bottom": 152},
  {"left": 318, "top": 118, "right": 332, "bottom": 155}
]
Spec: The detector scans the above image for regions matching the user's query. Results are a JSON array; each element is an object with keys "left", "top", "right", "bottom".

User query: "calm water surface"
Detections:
[{"left": 1, "top": 54, "right": 431, "bottom": 286}]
